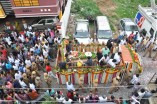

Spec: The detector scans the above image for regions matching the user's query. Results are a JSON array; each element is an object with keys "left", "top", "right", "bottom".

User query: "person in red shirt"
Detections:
[
  {"left": 45, "top": 63, "right": 51, "bottom": 72},
  {"left": 128, "top": 31, "right": 135, "bottom": 44},
  {"left": 27, "top": 89, "right": 39, "bottom": 100},
  {"left": 45, "top": 63, "right": 56, "bottom": 78},
  {"left": 67, "top": 90, "right": 73, "bottom": 99},
  {"left": 1, "top": 47, "right": 7, "bottom": 56},
  {"left": 0, "top": 47, "right": 7, "bottom": 61}
]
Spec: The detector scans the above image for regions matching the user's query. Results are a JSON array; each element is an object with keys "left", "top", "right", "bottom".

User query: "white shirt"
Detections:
[
  {"left": 29, "top": 83, "right": 36, "bottom": 90},
  {"left": 56, "top": 97, "right": 65, "bottom": 102},
  {"left": 25, "top": 59, "right": 32, "bottom": 67},
  {"left": 8, "top": 56, "right": 14, "bottom": 63},
  {"left": 99, "top": 96, "right": 107, "bottom": 103},
  {"left": 47, "top": 37, "right": 53, "bottom": 43},
  {"left": 43, "top": 44, "right": 49, "bottom": 52},
  {"left": 30, "top": 47, "right": 35, "bottom": 52},
  {"left": 14, "top": 72, "right": 22, "bottom": 80},
  {"left": 107, "top": 59, "right": 116, "bottom": 68},
  {"left": 13, "top": 64, "right": 18, "bottom": 70},
  {"left": 23, "top": 23, "right": 28, "bottom": 29},
  {"left": 19, "top": 80, "right": 27, "bottom": 88},
  {"left": 63, "top": 99, "right": 72, "bottom": 104},
  {"left": 5, "top": 37, "right": 12, "bottom": 45},
  {"left": 19, "top": 35, "right": 25, "bottom": 42},
  {"left": 113, "top": 53, "right": 121, "bottom": 64},
  {"left": 28, "top": 26, "right": 32, "bottom": 31},
  {"left": 88, "top": 38, "right": 93, "bottom": 44},
  {"left": 131, "top": 96, "right": 140, "bottom": 104},
  {"left": 39, "top": 56, "right": 44, "bottom": 61},
  {"left": 120, "top": 39, "right": 126, "bottom": 45},
  {"left": 66, "top": 82, "right": 75, "bottom": 91},
  {"left": 138, "top": 91, "right": 145, "bottom": 99},
  {"left": 43, "top": 49, "right": 48, "bottom": 57},
  {"left": 54, "top": 38, "right": 58, "bottom": 43},
  {"left": 15, "top": 59, "right": 20, "bottom": 66},
  {"left": 99, "top": 56, "right": 110, "bottom": 63},
  {"left": 131, "top": 75, "right": 139, "bottom": 84}
]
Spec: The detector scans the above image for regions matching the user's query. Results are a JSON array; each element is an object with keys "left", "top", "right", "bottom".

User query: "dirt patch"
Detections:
[
  {"left": 96, "top": 0, "right": 119, "bottom": 35},
  {"left": 96, "top": 0, "right": 117, "bottom": 16}
]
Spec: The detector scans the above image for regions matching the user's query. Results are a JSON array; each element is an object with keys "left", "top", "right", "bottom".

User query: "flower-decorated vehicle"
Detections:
[{"left": 55, "top": 40, "right": 143, "bottom": 85}]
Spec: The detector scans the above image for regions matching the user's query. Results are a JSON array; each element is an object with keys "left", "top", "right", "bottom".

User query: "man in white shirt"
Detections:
[
  {"left": 30, "top": 46, "right": 35, "bottom": 53},
  {"left": 107, "top": 59, "right": 116, "bottom": 68},
  {"left": 13, "top": 63, "right": 18, "bottom": 70},
  {"left": 47, "top": 36, "right": 53, "bottom": 44},
  {"left": 5, "top": 36, "right": 12, "bottom": 45},
  {"left": 66, "top": 82, "right": 75, "bottom": 91},
  {"left": 120, "top": 38, "right": 127, "bottom": 45},
  {"left": 43, "top": 43, "right": 49, "bottom": 52},
  {"left": 99, "top": 95, "right": 107, "bottom": 103},
  {"left": 19, "top": 78, "right": 27, "bottom": 88},
  {"left": 43, "top": 48, "right": 49, "bottom": 58},
  {"left": 25, "top": 58, "right": 32, "bottom": 67},
  {"left": 29, "top": 81, "right": 36, "bottom": 91},
  {"left": 113, "top": 52, "right": 121, "bottom": 64},
  {"left": 56, "top": 95, "right": 65, "bottom": 103},
  {"left": 128, "top": 74, "right": 140, "bottom": 88},
  {"left": 88, "top": 37, "right": 93, "bottom": 44},
  {"left": 99, "top": 55, "right": 110, "bottom": 64},
  {"left": 131, "top": 92, "right": 140, "bottom": 104},
  {"left": 138, "top": 88, "right": 146, "bottom": 100},
  {"left": 8, "top": 55, "right": 14, "bottom": 63},
  {"left": 15, "top": 58, "right": 20, "bottom": 66},
  {"left": 130, "top": 74, "right": 140, "bottom": 85},
  {"left": 28, "top": 25, "right": 32, "bottom": 31},
  {"left": 14, "top": 70, "right": 22, "bottom": 80},
  {"left": 18, "top": 35, "right": 25, "bottom": 43},
  {"left": 62, "top": 97, "right": 72, "bottom": 104}
]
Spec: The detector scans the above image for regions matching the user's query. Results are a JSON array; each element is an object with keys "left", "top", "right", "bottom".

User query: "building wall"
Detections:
[
  {"left": 38, "top": 0, "right": 57, "bottom": 6},
  {"left": 10, "top": 0, "right": 63, "bottom": 18}
]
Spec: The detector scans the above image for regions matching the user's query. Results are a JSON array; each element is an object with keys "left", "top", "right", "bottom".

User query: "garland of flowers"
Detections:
[
  {"left": 125, "top": 44, "right": 143, "bottom": 73},
  {"left": 56, "top": 65, "right": 124, "bottom": 75}
]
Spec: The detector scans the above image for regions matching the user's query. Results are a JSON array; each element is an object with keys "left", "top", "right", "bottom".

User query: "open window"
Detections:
[{"left": 47, "top": 19, "right": 54, "bottom": 23}]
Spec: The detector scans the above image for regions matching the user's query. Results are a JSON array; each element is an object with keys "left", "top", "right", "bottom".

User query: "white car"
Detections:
[
  {"left": 119, "top": 18, "right": 139, "bottom": 36},
  {"left": 74, "top": 19, "right": 91, "bottom": 44},
  {"left": 31, "top": 18, "right": 58, "bottom": 30},
  {"left": 96, "top": 16, "right": 113, "bottom": 44}
]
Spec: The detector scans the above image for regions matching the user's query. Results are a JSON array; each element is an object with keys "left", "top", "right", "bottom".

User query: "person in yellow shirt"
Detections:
[{"left": 77, "top": 58, "right": 83, "bottom": 67}]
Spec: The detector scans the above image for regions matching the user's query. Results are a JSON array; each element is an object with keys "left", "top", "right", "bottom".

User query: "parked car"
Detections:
[
  {"left": 74, "top": 19, "right": 91, "bottom": 44},
  {"left": 119, "top": 18, "right": 139, "bottom": 37},
  {"left": 31, "top": 18, "right": 58, "bottom": 30},
  {"left": 95, "top": 16, "right": 113, "bottom": 44}
]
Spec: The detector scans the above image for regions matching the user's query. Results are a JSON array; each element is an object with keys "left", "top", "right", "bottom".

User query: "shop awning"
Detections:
[{"left": 0, "top": 6, "right": 6, "bottom": 18}]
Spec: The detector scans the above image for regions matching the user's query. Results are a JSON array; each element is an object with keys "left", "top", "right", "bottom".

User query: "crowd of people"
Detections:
[
  {"left": 0, "top": 20, "right": 61, "bottom": 103},
  {"left": 0, "top": 18, "right": 156, "bottom": 104}
]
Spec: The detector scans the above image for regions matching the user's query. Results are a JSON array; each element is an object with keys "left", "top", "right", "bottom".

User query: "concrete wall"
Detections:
[{"left": 59, "top": 0, "right": 72, "bottom": 38}]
